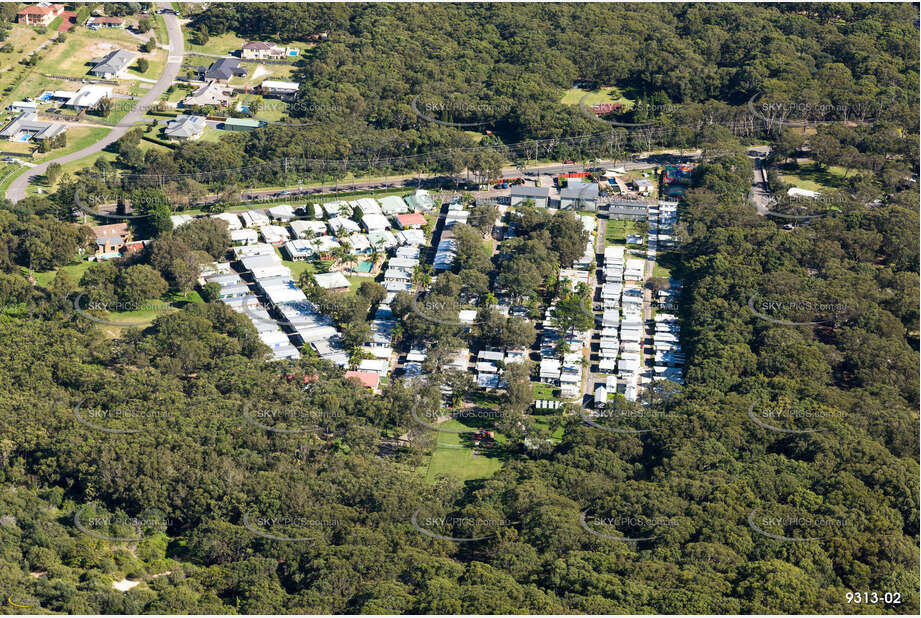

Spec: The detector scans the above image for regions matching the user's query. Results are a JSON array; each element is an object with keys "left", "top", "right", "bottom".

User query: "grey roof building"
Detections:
[
  {"left": 510, "top": 184, "right": 550, "bottom": 207},
  {"left": 164, "top": 115, "right": 206, "bottom": 140},
  {"left": 560, "top": 182, "right": 599, "bottom": 202},
  {"left": 90, "top": 49, "right": 137, "bottom": 78},
  {"left": 0, "top": 112, "right": 66, "bottom": 141},
  {"left": 204, "top": 58, "right": 247, "bottom": 82}
]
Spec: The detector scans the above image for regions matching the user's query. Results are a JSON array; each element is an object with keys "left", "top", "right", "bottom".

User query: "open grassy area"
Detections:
[
  {"left": 28, "top": 124, "right": 111, "bottom": 173},
  {"left": 532, "top": 382, "right": 560, "bottom": 401},
  {"left": 185, "top": 31, "right": 248, "bottom": 55},
  {"left": 653, "top": 250, "right": 682, "bottom": 280},
  {"left": 0, "top": 163, "right": 28, "bottom": 195},
  {"left": 28, "top": 260, "right": 93, "bottom": 288},
  {"left": 124, "top": 48, "right": 168, "bottom": 82},
  {"left": 605, "top": 219, "right": 638, "bottom": 245},
  {"left": 0, "top": 25, "right": 53, "bottom": 105},
  {"left": 560, "top": 85, "right": 634, "bottom": 108},
  {"left": 778, "top": 160, "right": 848, "bottom": 192},
  {"left": 424, "top": 418, "right": 508, "bottom": 482}
]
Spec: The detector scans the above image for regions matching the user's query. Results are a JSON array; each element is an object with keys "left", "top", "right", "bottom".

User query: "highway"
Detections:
[{"left": 5, "top": 2, "right": 184, "bottom": 203}]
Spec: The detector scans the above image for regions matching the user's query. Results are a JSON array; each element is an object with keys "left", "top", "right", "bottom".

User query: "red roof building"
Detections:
[
  {"left": 344, "top": 370, "right": 380, "bottom": 390},
  {"left": 395, "top": 213, "right": 427, "bottom": 229},
  {"left": 17, "top": 3, "right": 64, "bottom": 26}
]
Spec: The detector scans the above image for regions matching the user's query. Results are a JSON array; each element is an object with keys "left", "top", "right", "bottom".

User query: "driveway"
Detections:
[
  {"left": 748, "top": 151, "right": 773, "bottom": 215},
  {"left": 5, "top": 2, "right": 184, "bottom": 203}
]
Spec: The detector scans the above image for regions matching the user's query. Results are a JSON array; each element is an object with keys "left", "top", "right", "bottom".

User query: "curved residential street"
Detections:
[{"left": 5, "top": 2, "right": 184, "bottom": 203}]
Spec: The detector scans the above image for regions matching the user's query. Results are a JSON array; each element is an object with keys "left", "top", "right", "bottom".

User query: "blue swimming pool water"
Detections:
[
  {"left": 16, "top": 134, "right": 30, "bottom": 142},
  {"left": 38, "top": 92, "right": 52, "bottom": 101}
]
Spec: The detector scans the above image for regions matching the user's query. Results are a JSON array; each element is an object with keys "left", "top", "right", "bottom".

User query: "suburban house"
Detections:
[
  {"left": 241, "top": 41, "right": 294, "bottom": 60},
  {"left": 89, "top": 222, "right": 130, "bottom": 259},
  {"left": 313, "top": 272, "right": 350, "bottom": 291},
  {"left": 378, "top": 195, "right": 409, "bottom": 215},
  {"left": 204, "top": 58, "right": 247, "bottom": 82},
  {"left": 7, "top": 101, "right": 37, "bottom": 114},
  {"left": 212, "top": 212, "right": 243, "bottom": 230},
  {"left": 289, "top": 219, "right": 327, "bottom": 239},
  {"left": 559, "top": 182, "right": 599, "bottom": 210},
  {"left": 607, "top": 198, "right": 647, "bottom": 221},
  {"left": 404, "top": 188, "right": 435, "bottom": 211},
  {"left": 510, "top": 185, "right": 550, "bottom": 208},
  {"left": 633, "top": 177, "right": 654, "bottom": 193},
  {"left": 164, "top": 115, "right": 207, "bottom": 141},
  {"left": 260, "top": 80, "right": 300, "bottom": 99},
  {"left": 282, "top": 239, "right": 315, "bottom": 261},
  {"left": 17, "top": 3, "right": 64, "bottom": 26},
  {"left": 64, "top": 85, "right": 112, "bottom": 110},
  {"left": 0, "top": 112, "right": 66, "bottom": 142},
  {"left": 86, "top": 16, "right": 125, "bottom": 29},
  {"left": 361, "top": 214, "right": 390, "bottom": 232},
  {"left": 343, "top": 370, "right": 380, "bottom": 391},
  {"left": 183, "top": 81, "right": 232, "bottom": 107},
  {"left": 90, "top": 49, "right": 137, "bottom": 79},
  {"left": 230, "top": 228, "right": 258, "bottom": 246},
  {"left": 395, "top": 213, "right": 426, "bottom": 229}
]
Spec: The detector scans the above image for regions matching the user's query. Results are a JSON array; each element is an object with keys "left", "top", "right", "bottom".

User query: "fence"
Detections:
[
  {"left": 43, "top": 74, "right": 119, "bottom": 85},
  {"left": 239, "top": 57, "right": 298, "bottom": 66}
]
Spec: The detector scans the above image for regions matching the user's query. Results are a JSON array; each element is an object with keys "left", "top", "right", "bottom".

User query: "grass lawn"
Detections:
[
  {"left": 530, "top": 414, "right": 565, "bottom": 441},
  {"left": 605, "top": 219, "right": 638, "bottom": 246},
  {"left": 235, "top": 94, "right": 290, "bottom": 122},
  {"left": 124, "top": 48, "right": 168, "bottom": 82},
  {"left": 49, "top": 150, "right": 118, "bottom": 185},
  {"left": 0, "top": 25, "right": 52, "bottom": 105},
  {"left": 185, "top": 31, "right": 248, "bottom": 55},
  {"left": 89, "top": 289, "right": 204, "bottom": 338},
  {"left": 532, "top": 382, "right": 560, "bottom": 401},
  {"left": 0, "top": 163, "right": 26, "bottom": 194},
  {"left": 195, "top": 125, "right": 223, "bottom": 143},
  {"left": 778, "top": 160, "right": 848, "bottom": 192},
  {"left": 653, "top": 250, "right": 681, "bottom": 280},
  {"left": 424, "top": 418, "right": 508, "bottom": 482},
  {"left": 28, "top": 260, "right": 93, "bottom": 288},
  {"left": 162, "top": 84, "right": 194, "bottom": 103},
  {"left": 152, "top": 14, "right": 169, "bottom": 46},
  {"left": 560, "top": 85, "right": 634, "bottom": 108},
  {"left": 280, "top": 256, "right": 316, "bottom": 280},
  {"left": 25, "top": 126, "right": 112, "bottom": 193}
]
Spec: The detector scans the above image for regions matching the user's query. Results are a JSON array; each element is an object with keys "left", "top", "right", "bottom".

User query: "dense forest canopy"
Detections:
[{"left": 0, "top": 2, "right": 918, "bottom": 615}]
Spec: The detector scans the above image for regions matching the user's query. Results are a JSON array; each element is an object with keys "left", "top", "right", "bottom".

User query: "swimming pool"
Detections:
[
  {"left": 16, "top": 134, "right": 30, "bottom": 142},
  {"left": 38, "top": 92, "right": 52, "bottom": 102}
]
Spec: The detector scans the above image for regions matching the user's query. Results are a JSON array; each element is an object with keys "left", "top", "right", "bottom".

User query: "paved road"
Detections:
[
  {"left": 748, "top": 147, "right": 773, "bottom": 215},
  {"left": 5, "top": 2, "right": 184, "bottom": 203},
  {"left": 194, "top": 153, "right": 700, "bottom": 207}
]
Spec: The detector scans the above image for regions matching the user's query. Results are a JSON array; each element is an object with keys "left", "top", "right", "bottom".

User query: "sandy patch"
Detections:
[
  {"left": 250, "top": 65, "right": 271, "bottom": 82},
  {"left": 112, "top": 579, "right": 140, "bottom": 591}
]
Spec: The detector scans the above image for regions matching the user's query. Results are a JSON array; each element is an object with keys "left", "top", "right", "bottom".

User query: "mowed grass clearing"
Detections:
[
  {"left": 27, "top": 260, "right": 93, "bottom": 288},
  {"left": 0, "top": 24, "right": 53, "bottom": 105},
  {"left": 778, "top": 160, "right": 850, "bottom": 192},
  {"left": 424, "top": 418, "right": 507, "bottom": 482},
  {"left": 560, "top": 85, "right": 634, "bottom": 109},
  {"left": 605, "top": 219, "right": 638, "bottom": 245}
]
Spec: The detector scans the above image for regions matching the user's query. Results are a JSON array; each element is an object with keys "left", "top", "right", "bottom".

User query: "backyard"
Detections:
[{"left": 605, "top": 219, "right": 638, "bottom": 245}]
